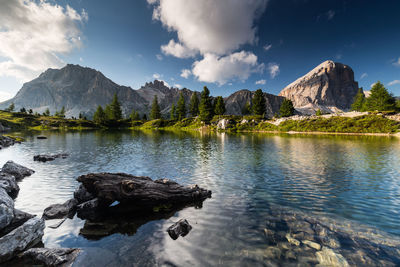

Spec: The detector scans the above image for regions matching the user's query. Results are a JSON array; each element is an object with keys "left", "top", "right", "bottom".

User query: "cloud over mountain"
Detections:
[
  {"left": 0, "top": 0, "right": 87, "bottom": 81},
  {"left": 148, "top": 0, "right": 268, "bottom": 85}
]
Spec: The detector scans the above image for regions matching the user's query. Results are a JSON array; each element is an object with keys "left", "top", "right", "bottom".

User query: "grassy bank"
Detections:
[
  {"left": 1, "top": 110, "right": 399, "bottom": 135},
  {"left": 0, "top": 110, "right": 98, "bottom": 130},
  {"left": 131, "top": 114, "right": 400, "bottom": 134}
]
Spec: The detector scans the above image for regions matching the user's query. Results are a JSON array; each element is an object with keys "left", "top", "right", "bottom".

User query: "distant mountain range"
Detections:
[{"left": 0, "top": 61, "right": 362, "bottom": 118}]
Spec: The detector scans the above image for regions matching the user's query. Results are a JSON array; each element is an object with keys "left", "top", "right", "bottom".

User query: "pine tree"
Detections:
[
  {"left": 252, "top": 89, "right": 266, "bottom": 116},
  {"left": 93, "top": 105, "right": 106, "bottom": 124},
  {"left": 170, "top": 103, "right": 176, "bottom": 120},
  {"left": 20, "top": 107, "right": 26, "bottom": 113},
  {"left": 110, "top": 93, "right": 122, "bottom": 120},
  {"left": 189, "top": 92, "right": 199, "bottom": 117},
  {"left": 214, "top": 96, "right": 226, "bottom": 115},
  {"left": 150, "top": 95, "right": 161, "bottom": 120},
  {"left": 44, "top": 108, "right": 50, "bottom": 116},
  {"left": 104, "top": 105, "right": 113, "bottom": 120},
  {"left": 199, "top": 86, "right": 214, "bottom": 123},
  {"left": 364, "top": 81, "right": 396, "bottom": 111},
  {"left": 242, "top": 101, "right": 251, "bottom": 115},
  {"left": 130, "top": 109, "right": 140, "bottom": 121},
  {"left": 176, "top": 92, "right": 186, "bottom": 120},
  {"left": 6, "top": 103, "right": 15, "bottom": 112},
  {"left": 351, "top": 88, "right": 366, "bottom": 111},
  {"left": 279, "top": 99, "right": 295, "bottom": 117},
  {"left": 28, "top": 109, "right": 33, "bottom": 114},
  {"left": 142, "top": 114, "right": 148, "bottom": 120}
]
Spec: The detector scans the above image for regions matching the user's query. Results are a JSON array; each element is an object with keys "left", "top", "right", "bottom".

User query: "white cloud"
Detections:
[
  {"left": 153, "top": 73, "right": 162, "bottom": 79},
  {"left": 255, "top": 79, "right": 266, "bottom": 85},
  {"left": 192, "top": 51, "right": 264, "bottom": 85},
  {"left": 267, "top": 62, "right": 279, "bottom": 78},
  {"left": 263, "top": 44, "right": 272, "bottom": 52},
  {"left": 360, "top": 73, "right": 368, "bottom": 79},
  {"left": 180, "top": 69, "right": 192, "bottom": 79},
  {"left": 393, "top": 57, "right": 400, "bottom": 67},
  {"left": 0, "top": 0, "right": 87, "bottom": 81},
  {"left": 388, "top": 80, "right": 400, "bottom": 86},
  {"left": 156, "top": 54, "right": 163, "bottom": 61},
  {"left": 174, "top": 84, "right": 182, "bottom": 88},
  {"left": 0, "top": 91, "right": 13, "bottom": 102},
  {"left": 150, "top": 0, "right": 268, "bottom": 56},
  {"left": 370, "top": 82, "right": 377, "bottom": 88},
  {"left": 161, "top": 39, "right": 197, "bottom": 58}
]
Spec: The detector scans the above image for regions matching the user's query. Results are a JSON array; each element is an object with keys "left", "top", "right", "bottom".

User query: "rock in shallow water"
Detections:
[
  {"left": 1, "top": 161, "right": 34, "bottom": 181},
  {"left": 0, "top": 188, "right": 14, "bottom": 230},
  {"left": 22, "top": 247, "right": 80, "bottom": 266},
  {"left": 167, "top": 219, "right": 192, "bottom": 240},
  {"left": 43, "top": 199, "right": 78, "bottom": 220},
  {"left": 0, "top": 217, "right": 45, "bottom": 263},
  {"left": 0, "top": 172, "right": 19, "bottom": 198},
  {"left": 33, "top": 153, "right": 69, "bottom": 162}
]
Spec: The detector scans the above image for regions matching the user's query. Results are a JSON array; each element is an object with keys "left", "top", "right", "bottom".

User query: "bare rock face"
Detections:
[
  {"left": 279, "top": 60, "right": 359, "bottom": 114},
  {"left": 225, "top": 89, "right": 285, "bottom": 117}
]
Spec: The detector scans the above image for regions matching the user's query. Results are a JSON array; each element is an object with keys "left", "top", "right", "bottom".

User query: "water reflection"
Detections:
[{"left": 1, "top": 130, "right": 400, "bottom": 265}]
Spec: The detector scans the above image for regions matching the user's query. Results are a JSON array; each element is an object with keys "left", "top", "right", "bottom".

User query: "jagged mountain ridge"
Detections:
[{"left": 0, "top": 64, "right": 284, "bottom": 118}]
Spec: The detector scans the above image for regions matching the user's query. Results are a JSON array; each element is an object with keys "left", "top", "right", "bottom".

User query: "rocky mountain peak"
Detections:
[{"left": 279, "top": 60, "right": 359, "bottom": 114}]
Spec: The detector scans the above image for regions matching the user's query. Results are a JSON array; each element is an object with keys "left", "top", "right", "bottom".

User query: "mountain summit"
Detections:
[{"left": 279, "top": 60, "right": 359, "bottom": 114}]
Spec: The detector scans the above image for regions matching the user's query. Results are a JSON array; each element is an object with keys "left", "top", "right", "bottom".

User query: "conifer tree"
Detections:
[
  {"left": 93, "top": 105, "right": 106, "bottom": 124},
  {"left": 170, "top": 103, "right": 176, "bottom": 120},
  {"left": 104, "top": 105, "right": 113, "bottom": 120},
  {"left": 176, "top": 92, "right": 186, "bottom": 120},
  {"left": 199, "top": 86, "right": 213, "bottom": 123},
  {"left": 279, "top": 99, "right": 295, "bottom": 117},
  {"left": 242, "top": 101, "right": 251, "bottom": 115},
  {"left": 150, "top": 95, "right": 161, "bottom": 120},
  {"left": 252, "top": 89, "right": 266, "bottom": 116},
  {"left": 351, "top": 88, "right": 366, "bottom": 111},
  {"left": 130, "top": 109, "right": 140, "bottom": 121},
  {"left": 364, "top": 81, "right": 396, "bottom": 111},
  {"left": 214, "top": 96, "right": 226, "bottom": 115},
  {"left": 44, "top": 108, "right": 50, "bottom": 116},
  {"left": 142, "top": 114, "right": 148, "bottom": 120},
  {"left": 189, "top": 92, "right": 199, "bottom": 117},
  {"left": 110, "top": 93, "right": 122, "bottom": 120},
  {"left": 6, "top": 103, "right": 15, "bottom": 112}
]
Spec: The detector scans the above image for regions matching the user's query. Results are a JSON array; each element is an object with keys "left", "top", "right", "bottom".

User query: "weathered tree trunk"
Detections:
[{"left": 76, "top": 173, "right": 212, "bottom": 210}]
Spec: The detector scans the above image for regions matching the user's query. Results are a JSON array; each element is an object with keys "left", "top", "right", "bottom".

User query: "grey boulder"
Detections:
[
  {"left": 43, "top": 199, "right": 78, "bottom": 220},
  {"left": 22, "top": 247, "right": 80, "bottom": 267},
  {"left": 0, "top": 217, "right": 45, "bottom": 263},
  {"left": 0, "top": 172, "right": 19, "bottom": 198},
  {"left": 0, "top": 188, "right": 14, "bottom": 230},
  {"left": 1, "top": 161, "right": 34, "bottom": 181}
]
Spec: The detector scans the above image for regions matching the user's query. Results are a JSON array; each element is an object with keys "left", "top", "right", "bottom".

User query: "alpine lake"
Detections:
[{"left": 2, "top": 130, "right": 400, "bottom": 266}]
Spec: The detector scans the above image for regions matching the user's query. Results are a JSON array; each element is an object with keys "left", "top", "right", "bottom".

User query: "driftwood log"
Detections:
[{"left": 76, "top": 173, "right": 212, "bottom": 211}]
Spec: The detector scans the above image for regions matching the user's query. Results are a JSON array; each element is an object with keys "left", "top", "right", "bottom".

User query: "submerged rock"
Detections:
[
  {"left": 316, "top": 247, "right": 349, "bottom": 267},
  {"left": 0, "top": 217, "right": 45, "bottom": 263},
  {"left": 37, "top": 135, "right": 47, "bottom": 139},
  {"left": 167, "top": 219, "right": 192, "bottom": 240},
  {"left": 1, "top": 161, "right": 34, "bottom": 181},
  {"left": 0, "top": 135, "right": 17, "bottom": 148},
  {"left": 0, "top": 172, "right": 19, "bottom": 198},
  {"left": 22, "top": 247, "right": 80, "bottom": 266},
  {"left": 34, "top": 153, "right": 69, "bottom": 162},
  {"left": 43, "top": 199, "right": 78, "bottom": 220}
]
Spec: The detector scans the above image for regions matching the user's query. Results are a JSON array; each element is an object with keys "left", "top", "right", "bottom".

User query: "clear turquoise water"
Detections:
[{"left": 1, "top": 130, "right": 400, "bottom": 265}]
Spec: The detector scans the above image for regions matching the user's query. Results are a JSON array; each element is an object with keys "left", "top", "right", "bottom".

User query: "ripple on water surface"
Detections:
[{"left": 1, "top": 131, "right": 400, "bottom": 266}]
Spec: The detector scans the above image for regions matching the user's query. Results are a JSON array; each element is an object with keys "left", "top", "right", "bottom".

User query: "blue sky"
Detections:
[{"left": 0, "top": 0, "right": 399, "bottom": 101}]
